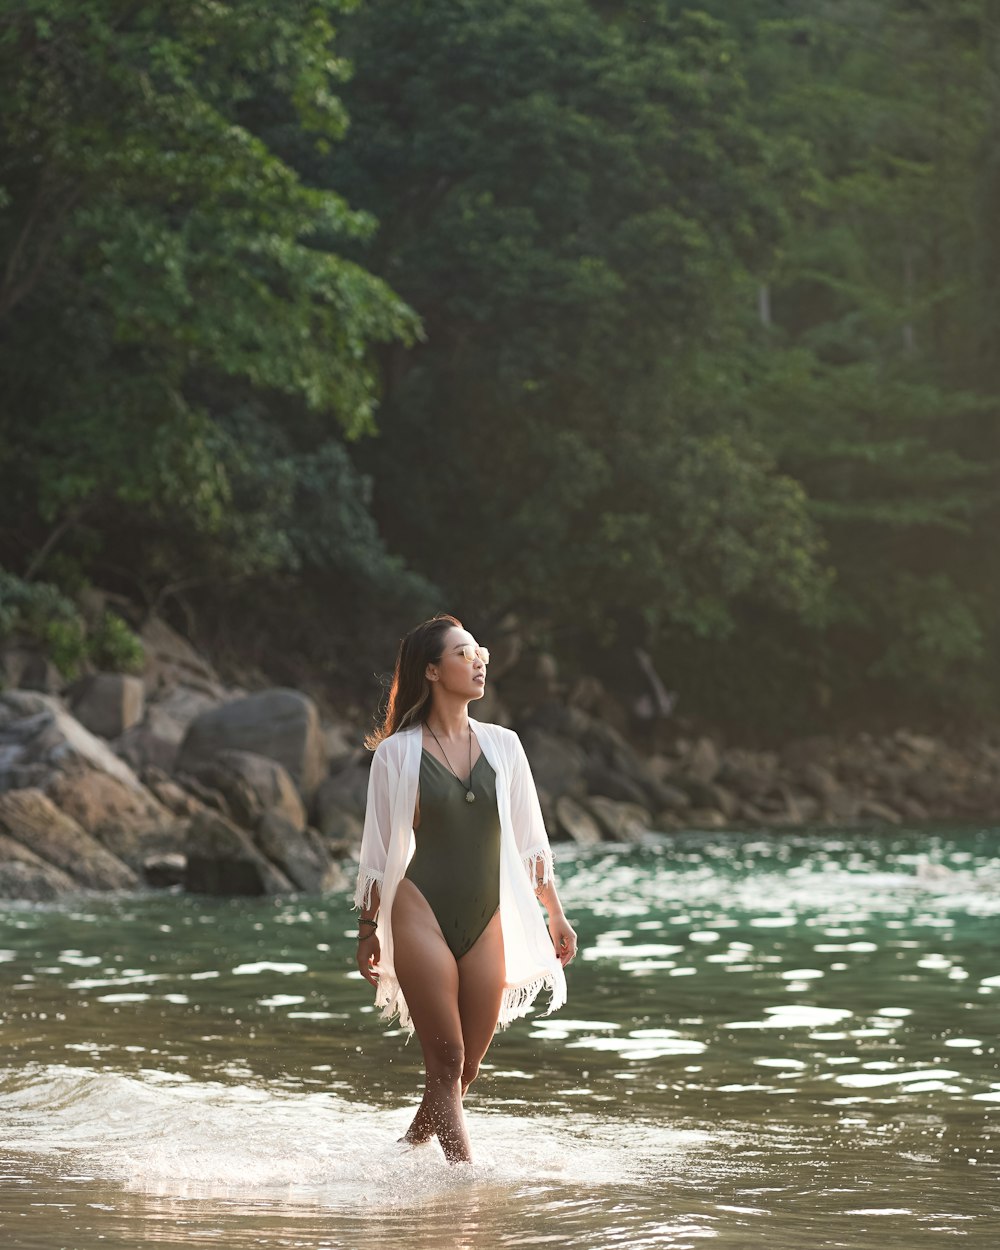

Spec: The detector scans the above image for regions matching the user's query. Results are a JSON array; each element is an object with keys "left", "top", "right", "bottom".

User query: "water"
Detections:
[{"left": 2, "top": 829, "right": 999, "bottom": 1248}]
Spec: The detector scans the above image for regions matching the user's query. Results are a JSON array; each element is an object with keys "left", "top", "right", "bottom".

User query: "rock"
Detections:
[
  {"left": 142, "top": 772, "right": 207, "bottom": 820},
  {"left": 0, "top": 788, "right": 137, "bottom": 890},
  {"left": 520, "top": 730, "right": 590, "bottom": 805},
  {"left": 255, "top": 812, "right": 348, "bottom": 893},
  {"left": 583, "top": 759, "right": 651, "bottom": 807},
  {"left": 115, "top": 685, "right": 223, "bottom": 775},
  {"left": 825, "top": 788, "right": 860, "bottom": 822},
  {"left": 69, "top": 673, "right": 145, "bottom": 740},
  {"left": 44, "top": 769, "right": 184, "bottom": 868},
  {"left": 139, "top": 615, "right": 225, "bottom": 699},
  {"left": 780, "top": 736, "right": 837, "bottom": 772},
  {"left": 317, "top": 806, "right": 364, "bottom": 846},
  {"left": 676, "top": 777, "right": 720, "bottom": 810},
  {"left": 554, "top": 795, "right": 604, "bottom": 847},
  {"left": 685, "top": 808, "right": 728, "bottom": 829},
  {"left": 181, "top": 750, "right": 306, "bottom": 832},
  {"left": 322, "top": 719, "right": 359, "bottom": 764},
  {"left": 520, "top": 728, "right": 587, "bottom": 801},
  {"left": 686, "top": 737, "right": 721, "bottom": 785},
  {"left": 708, "top": 784, "right": 740, "bottom": 820},
  {"left": 894, "top": 729, "right": 939, "bottom": 757},
  {"left": 0, "top": 691, "right": 145, "bottom": 793},
  {"left": 717, "top": 749, "right": 779, "bottom": 800},
  {"left": 176, "top": 688, "right": 326, "bottom": 800},
  {"left": 654, "top": 782, "right": 691, "bottom": 813},
  {"left": 799, "top": 762, "right": 840, "bottom": 801},
  {"left": 143, "top": 852, "right": 186, "bottom": 889},
  {"left": 314, "top": 756, "right": 372, "bottom": 832},
  {"left": 184, "top": 809, "right": 293, "bottom": 896},
  {"left": 856, "top": 799, "right": 903, "bottom": 826},
  {"left": 1, "top": 646, "right": 63, "bottom": 695},
  {"left": 585, "top": 796, "right": 651, "bottom": 842},
  {"left": 898, "top": 796, "right": 930, "bottom": 822},
  {"left": 0, "top": 834, "right": 77, "bottom": 900}
]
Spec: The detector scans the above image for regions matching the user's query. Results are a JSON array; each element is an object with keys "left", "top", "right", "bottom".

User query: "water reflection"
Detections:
[{"left": 0, "top": 828, "right": 998, "bottom": 1247}]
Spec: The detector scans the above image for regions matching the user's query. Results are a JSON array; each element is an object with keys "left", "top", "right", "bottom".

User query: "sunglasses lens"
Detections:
[{"left": 478, "top": 648, "right": 490, "bottom": 665}]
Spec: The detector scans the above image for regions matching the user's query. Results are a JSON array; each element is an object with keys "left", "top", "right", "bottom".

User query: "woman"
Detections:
[{"left": 354, "top": 614, "right": 577, "bottom": 1163}]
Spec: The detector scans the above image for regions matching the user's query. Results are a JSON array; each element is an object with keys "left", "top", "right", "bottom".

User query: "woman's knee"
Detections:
[
  {"left": 461, "top": 1058, "right": 480, "bottom": 1091},
  {"left": 424, "top": 1036, "right": 465, "bottom": 1084}
]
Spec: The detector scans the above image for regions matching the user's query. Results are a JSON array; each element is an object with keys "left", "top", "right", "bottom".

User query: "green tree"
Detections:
[
  {"left": 329, "top": 0, "right": 830, "bottom": 654},
  {"left": 0, "top": 1, "right": 419, "bottom": 622}
]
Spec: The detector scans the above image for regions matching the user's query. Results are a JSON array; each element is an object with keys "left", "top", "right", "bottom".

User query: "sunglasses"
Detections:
[{"left": 455, "top": 645, "right": 490, "bottom": 665}]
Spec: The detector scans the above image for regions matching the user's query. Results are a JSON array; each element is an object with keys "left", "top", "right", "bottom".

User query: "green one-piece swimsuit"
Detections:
[{"left": 404, "top": 748, "right": 502, "bottom": 959}]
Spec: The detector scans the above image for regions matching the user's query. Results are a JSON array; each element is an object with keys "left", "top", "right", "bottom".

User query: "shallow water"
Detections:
[{"left": 2, "top": 829, "right": 999, "bottom": 1248}]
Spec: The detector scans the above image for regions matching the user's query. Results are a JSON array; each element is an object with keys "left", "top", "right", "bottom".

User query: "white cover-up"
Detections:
[{"left": 353, "top": 719, "right": 567, "bottom": 1032}]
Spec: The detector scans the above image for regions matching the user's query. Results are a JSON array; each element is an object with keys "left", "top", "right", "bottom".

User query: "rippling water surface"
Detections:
[{"left": 2, "top": 829, "right": 999, "bottom": 1248}]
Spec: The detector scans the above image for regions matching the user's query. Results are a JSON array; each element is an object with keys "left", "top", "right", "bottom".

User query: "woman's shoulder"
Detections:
[
  {"left": 372, "top": 724, "right": 420, "bottom": 765},
  {"left": 471, "top": 720, "right": 522, "bottom": 751}
]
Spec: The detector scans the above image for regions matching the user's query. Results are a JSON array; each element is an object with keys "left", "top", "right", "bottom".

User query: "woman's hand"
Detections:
[
  {"left": 357, "top": 933, "right": 380, "bottom": 985},
  {"left": 548, "top": 914, "right": 578, "bottom": 967}
]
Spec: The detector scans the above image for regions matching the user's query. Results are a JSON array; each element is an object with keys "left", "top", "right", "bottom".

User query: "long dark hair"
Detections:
[{"left": 365, "top": 614, "right": 463, "bottom": 750}]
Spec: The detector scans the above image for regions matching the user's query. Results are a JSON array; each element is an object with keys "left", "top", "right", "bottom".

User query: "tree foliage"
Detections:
[{"left": 1, "top": 0, "right": 997, "bottom": 729}]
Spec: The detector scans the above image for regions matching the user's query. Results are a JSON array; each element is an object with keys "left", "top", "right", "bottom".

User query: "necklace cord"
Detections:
[{"left": 426, "top": 723, "right": 475, "bottom": 800}]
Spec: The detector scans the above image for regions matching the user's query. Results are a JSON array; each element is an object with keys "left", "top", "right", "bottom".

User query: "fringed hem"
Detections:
[
  {"left": 353, "top": 866, "right": 384, "bottom": 912},
  {"left": 522, "top": 845, "right": 554, "bottom": 890},
  {"left": 370, "top": 969, "right": 562, "bottom": 1037},
  {"left": 374, "top": 973, "right": 412, "bottom": 1034},
  {"left": 496, "top": 970, "right": 563, "bottom": 1030}
]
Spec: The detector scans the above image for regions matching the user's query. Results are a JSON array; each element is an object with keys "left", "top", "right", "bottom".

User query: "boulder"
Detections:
[
  {"left": 686, "top": 808, "right": 728, "bottom": 829},
  {"left": 322, "top": 719, "right": 359, "bottom": 764},
  {"left": 0, "top": 834, "right": 77, "bottom": 900},
  {"left": 142, "top": 772, "right": 207, "bottom": 820},
  {"left": 184, "top": 810, "right": 293, "bottom": 896},
  {"left": 520, "top": 728, "right": 587, "bottom": 801},
  {"left": 554, "top": 795, "right": 604, "bottom": 847},
  {"left": 44, "top": 769, "right": 184, "bottom": 868},
  {"left": 69, "top": 673, "right": 145, "bottom": 740},
  {"left": 0, "top": 691, "right": 145, "bottom": 793},
  {"left": 799, "top": 762, "right": 840, "bottom": 801},
  {"left": 717, "top": 749, "right": 779, "bottom": 800},
  {"left": 583, "top": 759, "right": 651, "bottom": 807},
  {"left": 824, "top": 787, "right": 860, "bottom": 823},
  {"left": 0, "top": 788, "right": 137, "bottom": 890},
  {"left": 177, "top": 689, "right": 326, "bottom": 800},
  {"left": 115, "top": 685, "right": 223, "bottom": 775},
  {"left": 654, "top": 782, "right": 691, "bottom": 813},
  {"left": 143, "top": 852, "right": 186, "bottom": 889},
  {"left": 317, "top": 806, "right": 364, "bottom": 846},
  {"left": 180, "top": 750, "right": 306, "bottom": 832},
  {"left": 856, "top": 799, "right": 903, "bottom": 826},
  {"left": 139, "top": 615, "right": 225, "bottom": 698},
  {"left": 585, "top": 796, "right": 651, "bottom": 842},
  {"left": 314, "top": 756, "right": 372, "bottom": 833},
  {"left": 708, "top": 784, "right": 740, "bottom": 820},
  {"left": 1, "top": 646, "right": 63, "bottom": 695},
  {"left": 255, "top": 812, "right": 348, "bottom": 893},
  {"left": 686, "top": 737, "right": 721, "bottom": 785},
  {"left": 780, "top": 736, "right": 837, "bottom": 772}
]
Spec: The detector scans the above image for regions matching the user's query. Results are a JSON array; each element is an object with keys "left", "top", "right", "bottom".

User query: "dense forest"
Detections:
[{"left": 1, "top": 0, "right": 997, "bottom": 737}]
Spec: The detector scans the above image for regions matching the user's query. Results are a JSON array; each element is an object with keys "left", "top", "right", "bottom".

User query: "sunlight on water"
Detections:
[{"left": 1, "top": 829, "right": 998, "bottom": 1248}]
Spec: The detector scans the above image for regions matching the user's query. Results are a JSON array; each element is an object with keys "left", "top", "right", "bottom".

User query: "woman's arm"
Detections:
[
  {"left": 356, "top": 882, "right": 381, "bottom": 985},
  {"left": 534, "top": 871, "right": 577, "bottom": 966}
]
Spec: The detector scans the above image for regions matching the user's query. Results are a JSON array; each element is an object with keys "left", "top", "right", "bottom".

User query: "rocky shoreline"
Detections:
[{"left": 1, "top": 618, "right": 998, "bottom": 901}]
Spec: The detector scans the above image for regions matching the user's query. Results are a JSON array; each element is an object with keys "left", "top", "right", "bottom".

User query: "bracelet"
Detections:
[{"left": 357, "top": 916, "right": 377, "bottom": 940}]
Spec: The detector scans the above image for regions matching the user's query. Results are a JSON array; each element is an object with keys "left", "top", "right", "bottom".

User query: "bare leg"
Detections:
[
  {"left": 392, "top": 880, "right": 471, "bottom": 1163},
  {"left": 457, "top": 910, "right": 505, "bottom": 1096}
]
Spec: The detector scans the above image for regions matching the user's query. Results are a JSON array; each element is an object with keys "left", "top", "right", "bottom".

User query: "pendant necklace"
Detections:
[{"left": 427, "top": 723, "right": 476, "bottom": 802}]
